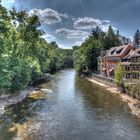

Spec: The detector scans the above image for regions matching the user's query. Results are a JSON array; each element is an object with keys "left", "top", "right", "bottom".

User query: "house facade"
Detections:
[
  {"left": 122, "top": 49, "right": 135, "bottom": 79},
  {"left": 122, "top": 48, "right": 140, "bottom": 80},
  {"left": 97, "top": 50, "right": 107, "bottom": 75},
  {"left": 104, "top": 44, "right": 132, "bottom": 77},
  {"left": 131, "top": 48, "right": 140, "bottom": 80}
]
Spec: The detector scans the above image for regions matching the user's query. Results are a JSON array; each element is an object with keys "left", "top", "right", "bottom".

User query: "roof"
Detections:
[
  {"left": 104, "top": 44, "right": 131, "bottom": 58},
  {"left": 99, "top": 50, "right": 108, "bottom": 57},
  {"left": 122, "top": 49, "right": 135, "bottom": 60},
  {"left": 131, "top": 48, "right": 140, "bottom": 57}
]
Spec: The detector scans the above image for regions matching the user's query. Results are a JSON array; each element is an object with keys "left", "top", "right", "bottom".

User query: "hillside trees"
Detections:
[
  {"left": 104, "top": 25, "right": 121, "bottom": 50},
  {"left": 0, "top": 3, "right": 73, "bottom": 92},
  {"left": 73, "top": 26, "right": 121, "bottom": 74}
]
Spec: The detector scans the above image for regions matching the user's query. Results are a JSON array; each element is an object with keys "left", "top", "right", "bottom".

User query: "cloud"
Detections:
[
  {"left": 58, "top": 44, "right": 71, "bottom": 49},
  {"left": 8, "top": 0, "right": 15, "bottom": 3},
  {"left": 102, "top": 20, "right": 111, "bottom": 25},
  {"left": 101, "top": 24, "right": 117, "bottom": 33},
  {"left": 55, "top": 28, "right": 89, "bottom": 39},
  {"left": 11, "top": 20, "right": 19, "bottom": 28},
  {"left": 29, "top": 8, "right": 68, "bottom": 24},
  {"left": 73, "top": 17, "right": 117, "bottom": 32},
  {"left": 74, "top": 41, "right": 83, "bottom": 46},
  {"left": 41, "top": 34, "right": 55, "bottom": 42},
  {"left": 74, "top": 17, "right": 102, "bottom": 30}
]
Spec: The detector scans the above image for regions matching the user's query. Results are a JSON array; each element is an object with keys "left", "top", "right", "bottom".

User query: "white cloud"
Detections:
[
  {"left": 73, "top": 17, "right": 117, "bottom": 33},
  {"left": 100, "top": 25, "right": 110, "bottom": 32},
  {"left": 58, "top": 44, "right": 71, "bottom": 49},
  {"left": 41, "top": 34, "right": 55, "bottom": 42},
  {"left": 55, "top": 28, "right": 89, "bottom": 39},
  {"left": 8, "top": 0, "right": 15, "bottom": 3},
  {"left": 74, "top": 17, "right": 102, "bottom": 30},
  {"left": 101, "top": 24, "right": 117, "bottom": 33},
  {"left": 11, "top": 20, "right": 19, "bottom": 28},
  {"left": 29, "top": 8, "right": 68, "bottom": 24},
  {"left": 102, "top": 20, "right": 111, "bottom": 24},
  {"left": 74, "top": 41, "right": 83, "bottom": 46}
]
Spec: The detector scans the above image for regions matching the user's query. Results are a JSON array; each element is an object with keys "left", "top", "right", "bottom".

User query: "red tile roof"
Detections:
[
  {"left": 104, "top": 44, "right": 132, "bottom": 58},
  {"left": 123, "top": 49, "right": 135, "bottom": 60}
]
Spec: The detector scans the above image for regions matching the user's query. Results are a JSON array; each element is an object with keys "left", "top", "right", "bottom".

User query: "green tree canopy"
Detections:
[
  {"left": 104, "top": 25, "right": 121, "bottom": 50},
  {"left": 0, "top": 3, "right": 74, "bottom": 92}
]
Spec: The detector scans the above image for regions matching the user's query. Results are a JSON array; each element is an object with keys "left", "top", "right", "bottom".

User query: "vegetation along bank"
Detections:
[{"left": 0, "top": 3, "right": 73, "bottom": 93}]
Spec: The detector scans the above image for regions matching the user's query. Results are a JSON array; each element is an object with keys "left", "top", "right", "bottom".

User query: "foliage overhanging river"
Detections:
[{"left": 0, "top": 69, "right": 140, "bottom": 140}]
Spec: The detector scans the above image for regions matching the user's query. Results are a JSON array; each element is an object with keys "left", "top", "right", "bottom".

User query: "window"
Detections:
[
  {"left": 111, "top": 49, "right": 116, "bottom": 55},
  {"left": 116, "top": 48, "right": 123, "bottom": 54}
]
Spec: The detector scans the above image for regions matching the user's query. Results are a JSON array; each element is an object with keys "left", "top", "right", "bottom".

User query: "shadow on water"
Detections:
[
  {"left": 0, "top": 69, "right": 140, "bottom": 140},
  {"left": 0, "top": 95, "right": 46, "bottom": 140}
]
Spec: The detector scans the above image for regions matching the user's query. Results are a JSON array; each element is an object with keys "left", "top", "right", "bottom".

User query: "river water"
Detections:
[{"left": 0, "top": 69, "right": 140, "bottom": 140}]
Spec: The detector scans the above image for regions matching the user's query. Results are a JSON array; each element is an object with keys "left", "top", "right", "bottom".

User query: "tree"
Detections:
[
  {"left": 84, "top": 38, "right": 102, "bottom": 71},
  {"left": 50, "top": 41, "right": 58, "bottom": 49},
  {"left": 73, "top": 36, "right": 102, "bottom": 74},
  {"left": 104, "top": 25, "right": 121, "bottom": 50},
  {"left": 115, "top": 64, "right": 125, "bottom": 86},
  {"left": 91, "top": 26, "right": 101, "bottom": 40},
  {"left": 0, "top": 4, "right": 74, "bottom": 92}
]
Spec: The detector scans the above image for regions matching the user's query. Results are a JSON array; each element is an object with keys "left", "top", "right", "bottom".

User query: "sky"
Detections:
[{"left": 2, "top": 0, "right": 140, "bottom": 48}]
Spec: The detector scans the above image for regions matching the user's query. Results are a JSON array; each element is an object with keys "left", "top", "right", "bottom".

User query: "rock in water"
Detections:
[{"left": 28, "top": 91, "right": 47, "bottom": 100}]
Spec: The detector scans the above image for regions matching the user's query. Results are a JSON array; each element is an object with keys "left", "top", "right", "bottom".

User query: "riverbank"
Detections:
[
  {"left": 0, "top": 89, "right": 32, "bottom": 116},
  {"left": 87, "top": 77, "right": 140, "bottom": 119},
  {"left": 0, "top": 87, "right": 49, "bottom": 117},
  {"left": 0, "top": 74, "right": 53, "bottom": 116}
]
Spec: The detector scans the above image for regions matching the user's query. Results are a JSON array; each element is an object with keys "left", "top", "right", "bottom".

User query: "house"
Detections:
[
  {"left": 97, "top": 50, "right": 107, "bottom": 75},
  {"left": 131, "top": 48, "right": 140, "bottom": 80},
  {"left": 122, "top": 47, "right": 140, "bottom": 81},
  {"left": 122, "top": 49, "right": 135, "bottom": 79},
  {"left": 104, "top": 44, "right": 132, "bottom": 77}
]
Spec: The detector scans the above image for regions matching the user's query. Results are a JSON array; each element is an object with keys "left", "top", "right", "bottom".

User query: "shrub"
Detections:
[{"left": 115, "top": 64, "right": 125, "bottom": 86}]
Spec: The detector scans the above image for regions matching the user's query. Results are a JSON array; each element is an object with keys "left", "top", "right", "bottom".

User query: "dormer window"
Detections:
[
  {"left": 111, "top": 49, "right": 116, "bottom": 55},
  {"left": 116, "top": 48, "right": 123, "bottom": 54}
]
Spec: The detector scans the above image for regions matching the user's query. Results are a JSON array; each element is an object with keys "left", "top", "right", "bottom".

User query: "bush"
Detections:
[
  {"left": 124, "top": 83, "right": 140, "bottom": 100},
  {"left": 115, "top": 64, "right": 125, "bottom": 86},
  {"left": 10, "top": 58, "right": 31, "bottom": 91}
]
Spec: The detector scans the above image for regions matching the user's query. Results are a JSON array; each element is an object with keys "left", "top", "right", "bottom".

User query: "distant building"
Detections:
[
  {"left": 104, "top": 44, "right": 132, "bottom": 77},
  {"left": 117, "top": 30, "right": 131, "bottom": 45},
  {"left": 97, "top": 49, "right": 107, "bottom": 75}
]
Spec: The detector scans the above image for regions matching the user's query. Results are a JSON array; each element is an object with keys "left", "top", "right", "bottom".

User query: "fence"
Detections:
[{"left": 92, "top": 73, "right": 117, "bottom": 88}]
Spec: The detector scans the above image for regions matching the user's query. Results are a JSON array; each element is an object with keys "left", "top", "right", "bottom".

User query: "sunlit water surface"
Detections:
[{"left": 0, "top": 69, "right": 140, "bottom": 140}]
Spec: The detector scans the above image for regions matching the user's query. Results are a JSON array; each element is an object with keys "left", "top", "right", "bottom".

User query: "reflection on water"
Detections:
[{"left": 0, "top": 69, "right": 140, "bottom": 140}]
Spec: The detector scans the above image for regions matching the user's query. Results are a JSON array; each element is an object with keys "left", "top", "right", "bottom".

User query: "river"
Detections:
[{"left": 0, "top": 69, "right": 140, "bottom": 140}]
